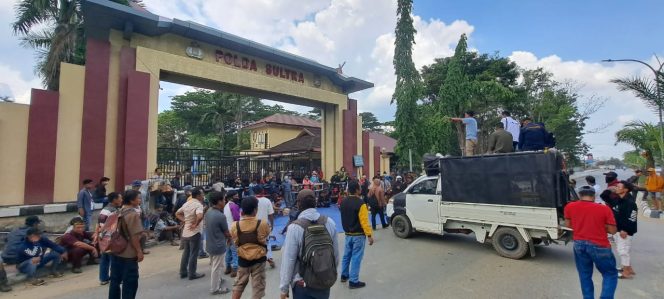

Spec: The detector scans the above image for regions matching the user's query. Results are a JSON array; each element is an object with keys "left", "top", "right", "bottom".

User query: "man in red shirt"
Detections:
[
  {"left": 564, "top": 186, "right": 618, "bottom": 299},
  {"left": 60, "top": 218, "right": 99, "bottom": 273}
]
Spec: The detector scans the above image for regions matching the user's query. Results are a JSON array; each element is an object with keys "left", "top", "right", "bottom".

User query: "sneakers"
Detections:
[
  {"left": 189, "top": 273, "right": 206, "bottom": 280},
  {"left": 198, "top": 254, "right": 209, "bottom": 259},
  {"left": 100, "top": 280, "right": 110, "bottom": 285},
  {"left": 224, "top": 267, "right": 232, "bottom": 275},
  {"left": 211, "top": 288, "right": 230, "bottom": 295},
  {"left": 349, "top": 281, "right": 366, "bottom": 289},
  {"left": 30, "top": 278, "right": 46, "bottom": 286},
  {"left": 267, "top": 258, "right": 276, "bottom": 269},
  {"left": 71, "top": 268, "right": 83, "bottom": 274},
  {"left": 50, "top": 272, "right": 64, "bottom": 278},
  {"left": 0, "top": 283, "right": 12, "bottom": 292},
  {"left": 340, "top": 276, "right": 349, "bottom": 283}
]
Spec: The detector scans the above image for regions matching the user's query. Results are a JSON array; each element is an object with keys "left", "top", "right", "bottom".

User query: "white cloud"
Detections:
[
  {"left": 508, "top": 51, "right": 663, "bottom": 158},
  {"left": 0, "top": 64, "right": 41, "bottom": 104}
]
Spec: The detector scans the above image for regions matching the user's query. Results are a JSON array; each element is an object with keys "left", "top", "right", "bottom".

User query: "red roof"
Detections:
[
  {"left": 243, "top": 114, "right": 320, "bottom": 130},
  {"left": 368, "top": 131, "right": 396, "bottom": 153}
]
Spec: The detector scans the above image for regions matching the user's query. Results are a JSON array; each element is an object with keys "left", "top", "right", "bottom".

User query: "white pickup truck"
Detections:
[{"left": 386, "top": 152, "right": 574, "bottom": 259}]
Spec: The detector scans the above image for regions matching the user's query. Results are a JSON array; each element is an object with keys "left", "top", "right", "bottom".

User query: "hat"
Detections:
[
  {"left": 131, "top": 180, "right": 142, "bottom": 187},
  {"left": 25, "top": 215, "right": 41, "bottom": 227},
  {"left": 183, "top": 185, "right": 193, "bottom": 192},
  {"left": 603, "top": 171, "right": 618, "bottom": 178},
  {"left": 297, "top": 189, "right": 315, "bottom": 201},
  {"left": 396, "top": 175, "right": 403, "bottom": 179},
  {"left": 647, "top": 167, "right": 656, "bottom": 172}
]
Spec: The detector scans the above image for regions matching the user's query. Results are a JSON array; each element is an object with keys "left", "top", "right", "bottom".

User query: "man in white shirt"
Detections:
[
  {"left": 254, "top": 186, "right": 277, "bottom": 268},
  {"left": 501, "top": 111, "right": 521, "bottom": 150},
  {"left": 585, "top": 176, "right": 604, "bottom": 204},
  {"left": 175, "top": 188, "right": 206, "bottom": 280}
]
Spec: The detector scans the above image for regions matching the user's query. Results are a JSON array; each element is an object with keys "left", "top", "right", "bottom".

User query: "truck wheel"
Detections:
[
  {"left": 392, "top": 215, "right": 412, "bottom": 239},
  {"left": 492, "top": 227, "right": 528, "bottom": 259}
]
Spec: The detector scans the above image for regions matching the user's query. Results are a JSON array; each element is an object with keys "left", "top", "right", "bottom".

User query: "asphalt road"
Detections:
[{"left": 5, "top": 169, "right": 664, "bottom": 299}]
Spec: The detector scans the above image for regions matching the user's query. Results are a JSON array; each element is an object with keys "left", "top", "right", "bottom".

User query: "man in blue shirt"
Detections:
[
  {"left": 77, "top": 179, "right": 95, "bottom": 231},
  {"left": 451, "top": 110, "right": 478, "bottom": 157},
  {"left": 519, "top": 117, "right": 547, "bottom": 151}
]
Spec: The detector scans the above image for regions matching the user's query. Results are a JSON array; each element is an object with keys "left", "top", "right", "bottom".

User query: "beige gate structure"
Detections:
[{"left": 0, "top": 0, "right": 382, "bottom": 206}]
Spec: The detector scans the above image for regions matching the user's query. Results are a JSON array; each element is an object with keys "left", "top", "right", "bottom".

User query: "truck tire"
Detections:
[
  {"left": 492, "top": 227, "right": 529, "bottom": 259},
  {"left": 392, "top": 214, "right": 413, "bottom": 239}
]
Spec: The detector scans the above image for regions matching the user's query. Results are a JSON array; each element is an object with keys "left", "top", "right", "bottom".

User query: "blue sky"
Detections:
[
  {"left": 415, "top": 0, "right": 664, "bottom": 61},
  {"left": 1, "top": 0, "right": 662, "bottom": 159}
]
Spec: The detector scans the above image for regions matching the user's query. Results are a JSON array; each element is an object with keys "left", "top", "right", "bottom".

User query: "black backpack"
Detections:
[{"left": 293, "top": 215, "right": 337, "bottom": 289}]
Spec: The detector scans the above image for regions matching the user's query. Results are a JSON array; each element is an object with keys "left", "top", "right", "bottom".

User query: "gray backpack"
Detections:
[{"left": 294, "top": 215, "right": 337, "bottom": 289}]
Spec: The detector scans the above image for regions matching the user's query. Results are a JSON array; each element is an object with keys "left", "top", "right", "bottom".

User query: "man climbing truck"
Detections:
[{"left": 386, "top": 151, "right": 575, "bottom": 259}]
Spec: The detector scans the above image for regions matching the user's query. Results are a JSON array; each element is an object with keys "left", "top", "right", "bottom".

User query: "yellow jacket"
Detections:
[{"left": 645, "top": 173, "right": 664, "bottom": 192}]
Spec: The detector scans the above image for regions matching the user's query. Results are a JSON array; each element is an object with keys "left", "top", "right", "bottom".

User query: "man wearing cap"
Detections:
[
  {"left": 0, "top": 215, "right": 45, "bottom": 292},
  {"left": 626, "top": 169, "right": 647, "bottom": 199},
  {"left": 603, "top": 171, "right": 619, "bottom": 188},
  {"left": 645, "top": 168, "right": 664, "bottom": 213},
  {"left": 565, "top": 186, "right": 618, "bottom": 299},
  {"left": 77, "top": 178, "right": 95, "bottom": 231}
]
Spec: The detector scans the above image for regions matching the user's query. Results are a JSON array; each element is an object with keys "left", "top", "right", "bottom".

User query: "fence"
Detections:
[{"left": 156, "top": 148, "right": 321, "bottom": 187}]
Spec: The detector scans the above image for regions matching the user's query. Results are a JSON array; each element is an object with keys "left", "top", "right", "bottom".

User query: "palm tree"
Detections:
[
  {"left": 13, "top": 0, "right": 136, "bottom": 91},
  {"left": 615, "top": 121, "right": 663, "bottom": 168},
  {"left": 199, "top": 92, "right": 236, "bottom": 151}
]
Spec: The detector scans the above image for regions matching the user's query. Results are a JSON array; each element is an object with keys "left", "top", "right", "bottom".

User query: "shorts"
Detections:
[{"left": 649, "top": 192, "right": 660, "bottom": 200}]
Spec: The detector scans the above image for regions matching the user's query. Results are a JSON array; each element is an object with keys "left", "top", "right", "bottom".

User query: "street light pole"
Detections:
[{"left": 602, "top": 58, "right": 664, "bottom": 165}]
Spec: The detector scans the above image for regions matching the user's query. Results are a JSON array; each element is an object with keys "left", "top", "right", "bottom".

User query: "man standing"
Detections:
[
  {"left": 340, "top": 180, "right": 373, "bottom": 289},
  {"left": 205, "top": 191, "right": 232, "bottom": 295},
  {"left": 486, "top": 122, "right": 514, "bottom": 154},
  {"left": 254, "top": 186, "right": 277, "bottom": 268},
  {"left": 94, "top": 177, "right": 111, "bottom": 206},
  {"left": 109, "top": 190, "right": 145, "bottom": 299},
  {"left": 282, "top": 175, "right": 293, "bottom": 208},
  {"left": 97, "top": 192, "right": 122, "bottom": 285},
  {"left": 176, "top": 188, "right": 206, "bottom": 280},
  {"left": 77, "top": 179, "right": 95, "bottom": 231},
  {"left": 279, "top": 190, "right": 338, "bottom": 299},
  {"left": 231, "top": 196, "right": 271, "bottom": 299},
  {"left": 645, "top": 167, "right": 664, "bottom": 213},
  {"left": 584, "top": 176, "right": 603, "bottom": 204},
  {"left": 518, "top": 118, "right": 547, "bottom": 151},
  {"left": 451, "top": 111, "right": 478, "bottom": 157},
  {"left": 564, "top": 186, "right": 618, "bottom": 299},
  {"left": 626, "top": 169, "right": 647, "bottom": 199},
  {"left": 602, "top": 181, "right": 638, "bottom": 279},
  {"left": 501, "top": 111, "right": 520, "bottom": 150},
  {"left": 224, "top": 191, "right": 241, "bottom": 277}
]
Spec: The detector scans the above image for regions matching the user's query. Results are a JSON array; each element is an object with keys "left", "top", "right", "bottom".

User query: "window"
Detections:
[{"left": 409, "top": 178, "right": 437, "bottom": 195}]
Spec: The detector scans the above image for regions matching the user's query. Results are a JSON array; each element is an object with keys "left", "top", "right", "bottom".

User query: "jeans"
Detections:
[
  {"left": 573, "top": 240, "right": 618, "bottom": 299},
  {"left": 17, "top": 251, "right": 62, "bottom": 278},
  {"left": 84, "top": 213, "right": 92, "bottom": 232},
  {"left": 284, "top": 191, "right": 293, "bottom": 208},
  {"left": 341, "top": 235, "right": 366, "bottom": 283},
  {"left": 225, "top": 244, "right": 238, "bottom": 270},
  {"left": 180, "top": 233, "right": 201, "bottom": 277},
  {"left": 199, "top": 232, "right": 207, "bottom": 257},
  {"left": 370, "top": 208, "right": 387, "bottom": 230},
  {"left": 109, "top": 255, "right": 139, "bottom": 299},
  {"left": 292, "top": 284, "right": 330, "bottom": 299},
  {"left": 99, "top": 253, "right": 112, "bottom": 282}
]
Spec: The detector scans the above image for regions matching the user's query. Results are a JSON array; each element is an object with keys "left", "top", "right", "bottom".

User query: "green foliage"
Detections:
[
  {"left": 615, "top": 121, "right": 662, "bottom": 168},
  {"left": 359, "top": 112, "right": 383, "bottom": 132},
  {"left": 159, "top": 89, "right": 312, "bottom": 150},
  {"left": 392, "top": 0, "right": 423, "bottom": 167},
  {"left": 13, "top": 0, "right": 134, "bottom": 90},
  {"left": 623, "top": 150, "right": 647, "bottom": 169}
]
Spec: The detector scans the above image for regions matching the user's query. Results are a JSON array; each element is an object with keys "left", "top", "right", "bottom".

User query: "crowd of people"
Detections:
[
  {"left": 0, "top": 165, "right": 414, "bottom": 299},
  {"left": 565, "top": 169, "right": 645, "bottom": 299},
  {"left": 450, "top": 110, "right": 556, "bottom": 156}
]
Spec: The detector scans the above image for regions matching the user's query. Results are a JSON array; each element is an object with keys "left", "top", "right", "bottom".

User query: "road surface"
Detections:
[{"left": 5, "top": 170, "right": 664, "bottom": 299}]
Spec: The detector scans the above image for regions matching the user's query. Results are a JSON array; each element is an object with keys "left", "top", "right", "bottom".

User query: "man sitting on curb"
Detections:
[
  {"left": 60, "top": 218, "right": 99, "bottom": 273},
  {"left": 17, "top": 228, "right": 67, "bottom": 286}
]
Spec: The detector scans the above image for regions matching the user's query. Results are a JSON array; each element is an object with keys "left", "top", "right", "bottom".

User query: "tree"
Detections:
[
  {"left": 13, "top": 0, "right": 135, "bottom": 90},
  {"left": 615, "top": 121, "right": 662, "bottom": 168},
  {"left": 392, "top": 0, "right": 422, "bottom": 166},
  {"left": 359, "top": 112, "right": 382, "bottom": 132},
  {"left": 158, "top": 110, "right": 188, "bottom": 148}
]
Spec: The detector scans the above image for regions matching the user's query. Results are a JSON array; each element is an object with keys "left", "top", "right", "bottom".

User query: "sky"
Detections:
[{"left": 1, "top": 0, "right": 663, "bottom": 159}]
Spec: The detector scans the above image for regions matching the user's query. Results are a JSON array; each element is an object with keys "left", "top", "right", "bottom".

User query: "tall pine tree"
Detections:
[{"left": 392, "top": 0, "right": 422, "bottom": 167}]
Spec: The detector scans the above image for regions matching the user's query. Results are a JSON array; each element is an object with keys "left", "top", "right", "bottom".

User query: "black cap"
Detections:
[
  {"left": 25, "top": 215, "right": 41, "bottom": 226},
  {"left": 603, "top": 171, "right": 618, "bottom": 178}
]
